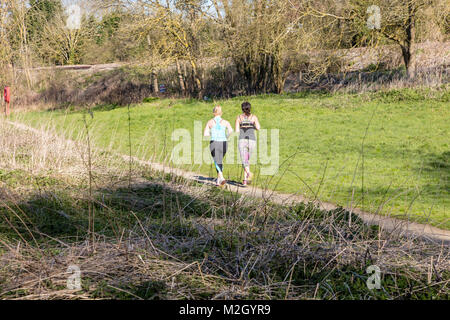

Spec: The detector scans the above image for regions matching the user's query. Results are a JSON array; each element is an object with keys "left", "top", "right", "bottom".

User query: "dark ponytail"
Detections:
[{"left": 242, "top": 102, "right": 251, "bottom": 116}]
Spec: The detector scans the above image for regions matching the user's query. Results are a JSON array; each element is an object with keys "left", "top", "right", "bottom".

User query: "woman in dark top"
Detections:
[{"left": 235, "top": 102, "right": 261, "bottom": 186}]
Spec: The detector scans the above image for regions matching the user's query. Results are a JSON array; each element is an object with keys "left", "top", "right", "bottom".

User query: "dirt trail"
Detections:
[
  {"left": 126, "top": 156, "right": 450, "bottom": 245},
  {"left": 6, "top": 120, "right": 450, "bottom": 246}
]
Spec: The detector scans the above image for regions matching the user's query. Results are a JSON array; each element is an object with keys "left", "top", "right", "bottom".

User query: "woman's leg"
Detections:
[
  {"left": 210, "top": 141, "right": 220, "bottom": 173},
  {"left": 222, "top": 141, "right": 228, "bottom": 161},
  {"left": 239, "top": 140, "right": 249, "bottom": 167},
  {"left": 217, "top": 141, "right": 227, "bottom": 175},
  {"left": 247, "top": 140, "right": 257, "bottom": 179},
  {"left": 239, "top": 140, "right": 251, "bottom": 182},
  {"left": 210, "top": 141, "right": 227, "bottom": 184}
]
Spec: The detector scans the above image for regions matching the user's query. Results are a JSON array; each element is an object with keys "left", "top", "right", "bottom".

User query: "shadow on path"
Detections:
[{"left": 193, "top": 175, "right": 245, "bottom": 188}]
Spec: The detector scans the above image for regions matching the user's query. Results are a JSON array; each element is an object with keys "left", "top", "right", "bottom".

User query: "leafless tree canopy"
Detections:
[{"left": 1, "top": 0, "right": 448, "bottom": 96}]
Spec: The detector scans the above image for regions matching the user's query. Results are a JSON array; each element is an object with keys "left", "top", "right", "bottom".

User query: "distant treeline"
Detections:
[{"left": 0, "top": 0, "right": 449, "bottom": 98}]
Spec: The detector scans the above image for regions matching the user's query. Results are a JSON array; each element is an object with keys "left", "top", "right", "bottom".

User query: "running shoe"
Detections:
[
  {"left": 247, "top": 172, "right": 253, "bottom": 184},
  {"left": 217, "top": 177, "right": 226, "bottom": 186}
]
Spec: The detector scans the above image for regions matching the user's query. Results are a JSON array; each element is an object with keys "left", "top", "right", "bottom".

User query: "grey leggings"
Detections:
[
  {"left": 238, "top": 139, "right": 256, "bottom": 168},
  {"left": 210, "top": 141, "right": 228, "bottom": 173}
]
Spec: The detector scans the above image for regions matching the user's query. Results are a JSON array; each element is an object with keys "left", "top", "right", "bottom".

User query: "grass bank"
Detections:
[
  {"left": 12, "top": 87, "right": 450, "bottom": 229},
  {"left": 0, "top": 119, "right": 448, "bottom": 300}
]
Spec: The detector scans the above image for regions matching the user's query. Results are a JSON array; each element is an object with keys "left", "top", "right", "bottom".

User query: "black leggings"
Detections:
[{"left": 210, "top": 141, "right": 228, "bottom": 173}]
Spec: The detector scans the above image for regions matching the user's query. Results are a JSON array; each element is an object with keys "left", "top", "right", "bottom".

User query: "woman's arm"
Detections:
[
  {"left": 235, "top": 116, "right": 241, "bottom": 133},
  {"left": 226, "top": 121, "right": 234, "bottom": 136},
  {"left": 253, "top": 115, "right": 261, "bottom": 130},
  {"left": 204, "top": 120, "right": 212, "bottom": 137}
]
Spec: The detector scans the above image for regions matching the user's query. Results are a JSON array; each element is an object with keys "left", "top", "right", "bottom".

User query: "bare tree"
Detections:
[
  {"left": 0, "top": 0, "right": 12, "bottom": 85},
  {"left": 8, "top": 0, "right": 34, "bottom": 88},
  {"left": 344, "top": 0, "right": 445, "bottom": 79},
  {"left": 212, "top": 0, "right": 325, "bottom": 94},
  {"left": 37, "top": 2, "right": 94, "bottom": 65}
]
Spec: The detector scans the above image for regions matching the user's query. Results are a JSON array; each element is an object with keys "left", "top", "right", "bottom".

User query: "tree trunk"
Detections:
[
  {"left": 406, "top": 48, "right": 416, "bottom": 80},
  {"left": 182, "top": 62, "right": 188, "bottom": 93},
  {"left": 404, "top": 1, "right": 417, "bottom": 79},
  {"left": 176, "top": 58, "right": 186, "bottom": 94},
  {"left": 189, "top": 59, "right": 203, "bottom": 99},
  {"left": 152, "top": 70, "right": 159, "bottom": 94}
]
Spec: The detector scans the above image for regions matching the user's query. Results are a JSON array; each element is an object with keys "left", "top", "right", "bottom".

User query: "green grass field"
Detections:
[{"left": 14, "top": 88, "right": 449, "bottom": 229}]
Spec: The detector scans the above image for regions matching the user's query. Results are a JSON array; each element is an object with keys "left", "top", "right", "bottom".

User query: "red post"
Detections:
[{"left": 4, "top": 86, "right": 10, "bottom": 116}]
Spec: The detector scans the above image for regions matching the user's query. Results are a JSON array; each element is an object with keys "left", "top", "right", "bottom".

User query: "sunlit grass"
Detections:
[{"left": 13, "top": 88, "right": 449, "bottom": 229}]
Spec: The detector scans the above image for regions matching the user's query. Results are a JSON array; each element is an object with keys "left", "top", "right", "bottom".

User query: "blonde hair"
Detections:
[{"left": 213, "top": 105, "right": 222, "bottom": 116}]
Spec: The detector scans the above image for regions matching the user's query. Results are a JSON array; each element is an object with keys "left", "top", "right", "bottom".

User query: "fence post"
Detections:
[{"left": 4, "top": 86, "right": 10, "bottom": 117}]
